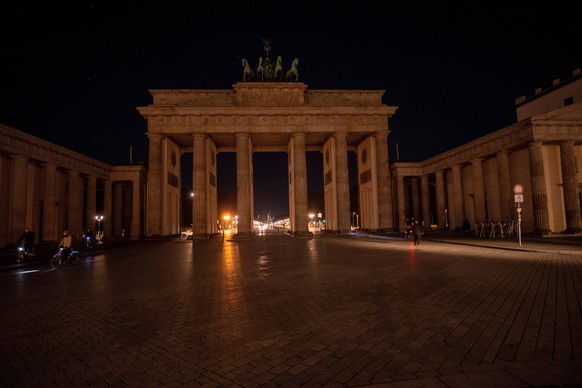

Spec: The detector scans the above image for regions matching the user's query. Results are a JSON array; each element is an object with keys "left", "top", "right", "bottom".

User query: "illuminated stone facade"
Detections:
[
  {"left": 138, "top": 82, "right": 398, "bottom": 238},
  {"left": 0, "top": 124, "right": 145, "bottom": 247},
  {"left": 391, "top": 70, "right": 582, "bottom": 235}
]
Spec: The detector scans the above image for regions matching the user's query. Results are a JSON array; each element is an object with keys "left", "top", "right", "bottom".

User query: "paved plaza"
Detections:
[{"left": 1, "top": 232, "right": 581, "bottom": 387}]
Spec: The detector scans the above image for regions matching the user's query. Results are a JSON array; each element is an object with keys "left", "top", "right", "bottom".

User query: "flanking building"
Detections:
[
  {"left": 391, "top": 69, "right": 582, "bottom": 235},
  {"left": 0, "top": 125, "right": 146, "bottom": 247}
]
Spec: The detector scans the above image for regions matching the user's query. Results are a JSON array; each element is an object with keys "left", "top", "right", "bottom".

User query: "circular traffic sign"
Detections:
[{"left": 513, "top": 184, "right": 524, "bottom": 195}]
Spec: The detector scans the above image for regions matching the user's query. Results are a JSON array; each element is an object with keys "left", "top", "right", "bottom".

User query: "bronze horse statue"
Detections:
[{"left": 285, "top": 58, "right": 299, "bottom": 82}]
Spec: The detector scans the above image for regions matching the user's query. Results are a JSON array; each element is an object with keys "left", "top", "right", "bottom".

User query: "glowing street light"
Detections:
[{"left": 95, "top": 215, "right": 104, "bottom": 244}]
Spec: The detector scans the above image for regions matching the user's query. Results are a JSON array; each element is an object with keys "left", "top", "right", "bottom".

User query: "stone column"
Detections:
[
  {"left": 334, "top": 131, "right": 351, "bottom": 234},
  {"left": 131, "top": 178, "right": 141, "bottom": 239},
  {"left": 67, "top": 170, "right": 83, "bottom": 238},
  {"left": 451, "top": 164, "right": 463, "bottom": 230},
  {"left": 374, "top": 131, "right": 393, "bottom": 231},
  {"left": 528, "top": 141, "right": 550, "bottom": 235},
  {"left": 113, "top": 183, "right": 123, "bottom": 238},
  {"left": 435, "top": 169, "right": 447, "bottom": 229},
  {"left": 103, "top": 180, "right": 113, "bottom": 239},
  {"left": 146, "top": 134, "right": 163, "bottom": 237},
  {"left": 410, "top": 177, "right": 420, "bottom": 221},
  {"left": 421, "top": 174, "right": 431, "bottom": 225},
  {"left": 560, "top": 141, "right": 581, "bottom": 233},
  {"left": 42, "top": 163, "right": 58, "bottom": 241},
  {"left": 396, "top": 176, "right": 406, "bottom": 231},
  {"left": 192, "top": 134, "right": 208, "bottom": 237},
  {"left": 471, "top": 158, "right": 486, "bottom": 223},
  {"left": 235, "top": 133, "right": 253, "bottom": 238},
  {"left": 496, "top": 150, "right": 512, "bottom": 221},
  {"left": 0, "top": 157, "right": 8, "bottom": 247},
  {"left": 85, "top": 175, "right": 97, "bottom": 230},
  {"left": 10, "top": 155, "right": 28, "bottom": 241},
  {"left": 291, "top": 132, "right": 309, "bottom": 236}
]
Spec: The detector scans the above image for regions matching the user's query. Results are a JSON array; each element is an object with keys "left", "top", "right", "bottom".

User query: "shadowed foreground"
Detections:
[{"left": 1, "top": 233, "right": 581, "bottom": 387}]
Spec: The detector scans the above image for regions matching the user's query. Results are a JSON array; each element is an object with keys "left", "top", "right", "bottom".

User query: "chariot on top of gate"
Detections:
[{"left": 242, "top": 38, "right": 299, "bottom": 82}]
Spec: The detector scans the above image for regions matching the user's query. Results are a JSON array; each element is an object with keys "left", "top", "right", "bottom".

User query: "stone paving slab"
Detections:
[{"left": 0, "top": 233, "right": 581, "bottom": 387}]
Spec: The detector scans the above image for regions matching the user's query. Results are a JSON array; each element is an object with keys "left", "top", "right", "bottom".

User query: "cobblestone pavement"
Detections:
[{"left": 0, "top": 232, "right": 581, "bottom": 387}]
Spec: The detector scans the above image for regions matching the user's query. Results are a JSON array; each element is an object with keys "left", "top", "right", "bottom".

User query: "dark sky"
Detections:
[{"left": 2, "top": 2, "right": 581, "bottom": 218}]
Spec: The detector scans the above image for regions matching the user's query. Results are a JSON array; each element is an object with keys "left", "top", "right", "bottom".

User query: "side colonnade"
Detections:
[
  {"left": 390, "top": 105, "right": 582, "bottom": 235},
  {"left": 0, "top": 124, "right": 146, "bottom": 247}
]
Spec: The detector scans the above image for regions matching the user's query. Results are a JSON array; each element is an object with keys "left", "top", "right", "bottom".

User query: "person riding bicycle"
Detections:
[
  {"left": 83, "top": 228, "right": 93, "bottom": 247},
  {"left": 59, "top": 230, "right": 73, "bottom": 259},
  {"left": 16, "top": 227, "right": 35, "bottom": 254}
]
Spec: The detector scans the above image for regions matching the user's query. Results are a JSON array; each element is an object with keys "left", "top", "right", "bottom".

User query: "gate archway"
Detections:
[{"left": 138, "top": 82, "right": 398, "bottom": 238}]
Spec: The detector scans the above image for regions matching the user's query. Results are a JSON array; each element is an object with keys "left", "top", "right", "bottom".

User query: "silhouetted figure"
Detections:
[
  {"left": 413, "top": 221, "right": 424, "bottom": 246},
  {"left": 463, "top": 219, "right": 471, "bottom": 236},
  {"left": 16, "top": 227, "right": 35, "bottom": 254}
]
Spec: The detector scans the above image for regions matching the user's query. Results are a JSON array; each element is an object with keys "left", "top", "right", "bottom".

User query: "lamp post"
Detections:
[{"left": 95, "top": 215, "right": 104, "bottom": 244}]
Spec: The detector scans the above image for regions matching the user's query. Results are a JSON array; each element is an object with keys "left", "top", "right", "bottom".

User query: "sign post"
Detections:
[{"left": 513, "top": 184, "right": 524, "bottom": 247}]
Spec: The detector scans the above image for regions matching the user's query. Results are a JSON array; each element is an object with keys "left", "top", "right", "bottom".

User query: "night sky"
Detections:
[{"left": 2, "top": 2, "right": 581, "bottom": 218}]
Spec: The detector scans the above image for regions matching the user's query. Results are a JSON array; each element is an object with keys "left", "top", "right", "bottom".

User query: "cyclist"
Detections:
[
  {"left": 59, "top": 230, "right": 73, "bottom": 259},
  {"left": 16, "top": 227, "right": 35, "bottom": 254}
]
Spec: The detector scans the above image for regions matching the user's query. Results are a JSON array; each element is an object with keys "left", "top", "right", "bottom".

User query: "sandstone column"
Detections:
[
  {"left": 421, "top": 174, "right": 431, "bottom": 225},
  {"left": 85, "top": 175, "right": 97, "bottom": 230},
  {"left": 410, "top": 177, "right": 420, "bottom": 221},
  {"left": 435, "top": 169, "right": 447, "bottom": 229},
  {"left": 560, "top": 141, "right": 581, "bottom": 233},
  {"left": 192, "top": 134, "right": 208, "bottom": 237},
  {"left": 235, "top": 133, "right": 253, "bottom": 238},
  {"left": 333, "top": 131, "right": 351, "bottom": 234},
  {"left": 9, "top": 155, "right": 28, "bottom": 241},
  {"left": 396, "top": 176, "right": 406, "bottom": 231},
  {"left": 471, "top": 158, "right": 486, "bottom": 223},
  {"left": 67, "top": 170, "right": 83, "bottom": 238},
  {"left": 42, "top": 163, "right": 58, "bottom": 241},
  {"left": 451, "top": 164, "right": 463, "bottom": 230},
  {"left": 496, "top": 150, "right": 512, "bottom": 221},
  {"left": 146, "top": 134, "right": 163, "bottom": 237},
  {"left": 528, "top": 141, "right": 550, "bottom": 235},
  {"left": 103, "top": 180, "right": 113, "bottom": 239},
  {"left": 112, "top": 183, "right": 123, "bottom": 238},
  {"left": 291, "top": 132, "right": 309, "bottom": 236},
  {"left": 374, "top": 130, "right": 392, "bottom": 231},
  {"left": 131, "top": 178, "right": 141, "bottom": 239}
]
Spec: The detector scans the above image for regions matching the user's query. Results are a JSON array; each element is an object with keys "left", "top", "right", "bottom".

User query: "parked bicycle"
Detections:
[{"left": 50, "top": 246, "right": 80, "bottom": 268}]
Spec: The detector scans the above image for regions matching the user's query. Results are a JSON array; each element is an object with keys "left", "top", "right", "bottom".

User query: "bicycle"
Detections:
[
  {"left": 17, "top": 243, "right": 35, "bottom": 263},
  {"left": 50, "top": 247, "right": 80, "bottom": 268}
]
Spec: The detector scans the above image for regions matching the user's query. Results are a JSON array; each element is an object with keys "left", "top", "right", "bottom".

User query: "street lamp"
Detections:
[{"left": 95, "top": 215, "right": 104, "bottom": 244}]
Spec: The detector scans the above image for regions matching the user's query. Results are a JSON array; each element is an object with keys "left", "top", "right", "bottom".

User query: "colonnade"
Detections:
[
  {"left": 392, "top": 137, "right": 582, "bottom": 235},
  {"left": 0, "top": 124, "right": 146, "bottom": 247}
]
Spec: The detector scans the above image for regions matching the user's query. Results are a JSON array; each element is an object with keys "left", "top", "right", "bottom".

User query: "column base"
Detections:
[
  {"left": 234, "top": 232, "right": 254, "bottom": 240},
  {"left": 289, "top": 230, "right": 314, "bottom": 238}
]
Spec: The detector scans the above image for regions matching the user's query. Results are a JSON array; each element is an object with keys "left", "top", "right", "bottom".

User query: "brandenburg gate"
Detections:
[{"left": 138, "top": 82, "right": 398, "bottom": 239}]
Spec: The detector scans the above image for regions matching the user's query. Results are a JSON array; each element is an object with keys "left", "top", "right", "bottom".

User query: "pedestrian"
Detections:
[
  {"left": 16, "top": 227, "right": 35, "bottom": 254},
  {"left": 462, "top": 218, "right": 471, "bottom": 236},
  {"left": 413, "top": 221, "right": 424, "bottom": 246}
]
